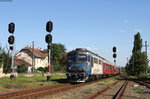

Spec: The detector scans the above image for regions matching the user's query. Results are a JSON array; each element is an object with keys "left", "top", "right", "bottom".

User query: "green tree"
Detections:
[
  {"left": 3, "top": 51, "right": 11, "bottom": 73},
  {"left": 51, "top": 43, "right": 66, "bottom": 64},
  {"left": 0, "top": 47, "right": 3, "bottom": 68},
  {"left": 43, "top": 43, "right": 67, "bottom": 72},
  {"left": 0, "top": 45, "right": 11, "bottom": 73},
  {"left": 125, "top": 32, "right": 149, "bottom": 75}
]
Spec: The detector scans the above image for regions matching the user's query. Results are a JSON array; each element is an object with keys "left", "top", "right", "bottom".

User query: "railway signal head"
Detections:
[
  {"left": 113, "top": 46, "right": 117, "bottom": 52},
  {"left": 45, "top": 34, "right": 52, "bottom": 44},
  {"left": 8, "top": 22, "right": 15, "bottom": 33},
  {"left": 46, "top": 21, "right": 53, "bottom": 32},
  {"left": 10, "top": 46, "right": 13, "bottom": 50},
  {"left": 8, "top": 35, "right": 15, "bottom": 45},
  {"left": 113, "top": 53, "right": 117, "bottom": 58},
  {"left": 114, "top": 60, "right": 116, "bottom": 63}
]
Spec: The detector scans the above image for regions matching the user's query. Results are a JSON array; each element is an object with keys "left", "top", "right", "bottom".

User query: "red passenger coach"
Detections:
[{"left": 103, "top": 62, "right": 119, "bottom": 76}]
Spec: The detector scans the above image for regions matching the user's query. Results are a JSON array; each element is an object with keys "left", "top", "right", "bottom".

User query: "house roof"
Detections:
[
  {"left": 15, "top": 59, "right": 32, "bottom": 66},
  {"left": 22, "top": 47, "right": 48, "bottom": 59}
]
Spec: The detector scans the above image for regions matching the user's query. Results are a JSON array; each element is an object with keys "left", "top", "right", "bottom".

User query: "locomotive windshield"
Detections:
[
  {"left": 68, "top": 54, "right": 87, "bottom": 62},
  {"left": 68, "top": 54, "right": 77, "bottom": 62},
  {"left": 78, "top": 54, "right": 87, "bottom": 61}
]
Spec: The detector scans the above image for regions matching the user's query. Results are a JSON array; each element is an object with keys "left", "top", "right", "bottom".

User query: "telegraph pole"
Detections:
[
  {"left": 143, "top": 41, "right": 149, "bottom": 57},
  {"left": 32, "top": 41, "right": 35, "bottom": 73}
]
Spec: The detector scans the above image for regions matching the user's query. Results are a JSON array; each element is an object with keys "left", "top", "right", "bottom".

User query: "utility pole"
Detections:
[
  {"left": 127, "top": 57, "right": 129, "bottom": 65},
  {"left": 32, "top": 41, "right": 35, "bottom": 73},
  {"left": 143, "top": 41, "right": 149, "bottom": 57},
  {"left": 132, "top": 55, "right": 134, "bottom": 75}
]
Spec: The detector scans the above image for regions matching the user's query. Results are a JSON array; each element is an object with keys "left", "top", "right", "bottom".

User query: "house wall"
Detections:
[
  {"left": 34, "top": 57, "right": 48, "bottom": 69},
  {"left": 16, "top": 52, "right": 32, "bottom": 65},
  {"left": 16, "top": 50, "right": 48, "bottom": 69}
]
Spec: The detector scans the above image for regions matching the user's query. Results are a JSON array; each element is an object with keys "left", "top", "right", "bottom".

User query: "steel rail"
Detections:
[
  {"left": 0, "top": 77, "right": 117, "bottom": 99},
  {"left": 86, "top": 80, "right": 121, "bottom": 99},
  {"left": 113, "top": 80, "right": 128, "bottom": 99}
]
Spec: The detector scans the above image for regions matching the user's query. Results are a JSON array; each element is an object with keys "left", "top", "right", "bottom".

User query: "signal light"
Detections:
[
  {"left": 45, "top": 34, "right": 52, "bottom": 44},
  {"left": 113, "top": 53, "right": 117, "bottom": 58},
  {"left": 46, "top": 21, "right": 53, "bottom": 32},
  {"left": 10, "top": 46, "right": 13, "bottom": 50},
  {"left": 8, "top": 35, "right": 15, "bottom": 45},
  {"left": 8, "top": 22, "right": 15, "bottom": 33},
  {"left": 113, "top": 47, "right": 117, "bottom": 52}
]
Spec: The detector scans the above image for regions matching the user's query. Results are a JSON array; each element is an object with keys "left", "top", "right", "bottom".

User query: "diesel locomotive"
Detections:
[{"left": 66, "top": 48, "right": 120, "bottom": 83}]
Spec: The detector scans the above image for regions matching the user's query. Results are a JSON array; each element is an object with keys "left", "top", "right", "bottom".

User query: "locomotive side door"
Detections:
[{"left": 91, "top": 57, "right": 93, "bottom": 67}]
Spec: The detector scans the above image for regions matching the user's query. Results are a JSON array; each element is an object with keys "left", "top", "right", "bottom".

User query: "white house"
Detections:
[{"left": 15, "top": 47, "right": 48, "bottom": 72}]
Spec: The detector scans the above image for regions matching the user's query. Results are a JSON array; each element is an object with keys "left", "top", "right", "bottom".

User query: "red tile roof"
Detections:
[
  {"left": 15, "top": 59, "right": 31, "bottom": 66},
  {"left": 22, "top": 47, "right": 48, "bottom": 59}
]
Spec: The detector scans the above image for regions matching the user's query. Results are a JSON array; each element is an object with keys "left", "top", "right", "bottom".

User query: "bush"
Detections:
[
  {"left": 51, "top": 64, "right": 65, "bottom": 73},
  {"left": 37, "top": 67, "right": 48, "bottom": 73},
  {"left": 17, "top": 65, "right": 28, "bottom": 73},
  {"left": 137, "top": 74, "right": 149, "bottom": 81}
]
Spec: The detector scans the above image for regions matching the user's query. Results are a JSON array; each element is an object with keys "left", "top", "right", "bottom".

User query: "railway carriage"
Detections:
[{"left": 66, "top": 48, "right": 120, "bottom": 83}]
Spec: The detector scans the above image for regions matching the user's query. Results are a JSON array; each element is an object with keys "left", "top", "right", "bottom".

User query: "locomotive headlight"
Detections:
[
  {"left": 82, "top": 68, "right": 85, "bottom": 71},
  {"left": 68, "top": 67, "right": 71, "bottom": 69},
  {"left": 81, "top": 73, "right": 86, "bottom": 77},
  {"left": 66, "top": 73, "right": 71, "bottom": 77}
]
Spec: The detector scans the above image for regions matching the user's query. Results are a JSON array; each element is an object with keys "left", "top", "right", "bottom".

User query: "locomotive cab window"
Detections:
[
  {"left": 78, "top": 54, "right": 87, "bottom": 61},
  {"left": 68, "top": 54, "right": 76, "bottom": 62}
]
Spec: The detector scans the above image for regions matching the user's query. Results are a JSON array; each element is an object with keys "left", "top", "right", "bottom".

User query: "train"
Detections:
[{"left": 66, "top": 48, "right": 120, "bottom": 83}]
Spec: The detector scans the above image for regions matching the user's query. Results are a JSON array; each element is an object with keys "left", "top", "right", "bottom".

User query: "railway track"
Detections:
[
  {"left": 86, "top": 80, "right": 129, "bottom": 99},
  {"left": 0, "top": 83, "right": 70, "bottom": 99},
  {"left": 132, "top": 79, "right": 150, "bottom": 89},
  {"left": 0, "top": 77, "right": 111, "bottom": 99},
  {"left": 122, "top": 76, "right": 150, "bottom": 89}
]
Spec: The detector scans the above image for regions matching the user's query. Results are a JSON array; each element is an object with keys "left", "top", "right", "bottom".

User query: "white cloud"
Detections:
[
  {"left": 133, "top": 29, "right": 143, "bottom": 33},
  {"left": 124, "top": 20, "right": 128, "bottom": 24}
]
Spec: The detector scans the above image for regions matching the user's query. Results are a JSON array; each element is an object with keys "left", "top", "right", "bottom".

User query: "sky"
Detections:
[{"left": 0, "top": 0, "right": 150, "bottom": 66}]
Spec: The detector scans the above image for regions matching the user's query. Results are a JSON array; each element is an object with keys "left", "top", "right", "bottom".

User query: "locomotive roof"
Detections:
[{"left": 68, "top": 48, "right": 106, "bottom": 59}]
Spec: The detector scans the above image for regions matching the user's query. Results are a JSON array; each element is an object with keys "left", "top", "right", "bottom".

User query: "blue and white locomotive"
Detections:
[{"left": 66, "top": 48, "right": 120, "bottom": 83}]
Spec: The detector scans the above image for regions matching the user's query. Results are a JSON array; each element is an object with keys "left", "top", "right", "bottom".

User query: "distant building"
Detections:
[{"left": 15, "top": 47, "right": 48, "bottom": 72}]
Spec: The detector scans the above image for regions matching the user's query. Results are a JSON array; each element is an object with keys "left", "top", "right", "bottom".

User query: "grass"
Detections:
[
  {"left": 84, "top": 88, "right": 93, "bottom": 94},
  {"left": 134, "top": 86, "right": 142, "bottom": 93},
  {"left": 0, "top": 73, "right": 67, "bottom": 91},
  {"left": 97, "top": 77, "right": 117, "bottom": 85}
]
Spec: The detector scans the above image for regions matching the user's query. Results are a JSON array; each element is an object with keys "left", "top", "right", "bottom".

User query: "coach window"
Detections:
[
  {"left": 94, "top": 58, "right": 98, "bottom": 64},
  {"left": 99, "top": 60, "right": 102, "bottom": 64}
]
